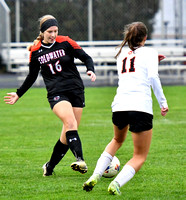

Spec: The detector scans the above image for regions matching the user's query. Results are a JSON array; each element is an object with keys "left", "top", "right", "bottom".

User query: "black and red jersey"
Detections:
[{"left": 16, "top": 36, "right": 95, "bottom": 98}]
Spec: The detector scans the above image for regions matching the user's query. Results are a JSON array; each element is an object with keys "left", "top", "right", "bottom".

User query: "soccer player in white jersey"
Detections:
[{"left": 83, "top": 22, "right": 168, "bottom": 195}]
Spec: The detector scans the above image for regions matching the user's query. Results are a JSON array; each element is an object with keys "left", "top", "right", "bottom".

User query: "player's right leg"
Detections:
[
  {"left": 83, "top": 174, "right": 100, "bottom": 191},
  {"left": 83, "top": 150, "right": 114, "bottom": 191},
  {"left": 43, "top": 100, "right": 76, "bottom": 176},
  {"left": 42, "top": 138, "right": 69, "bottom": 176},
  {"left": 83, "top": 123, "right": 128, "bottom": 192},
  {"left": 42, "top": 162, "right": 54, "bottom": 176}
]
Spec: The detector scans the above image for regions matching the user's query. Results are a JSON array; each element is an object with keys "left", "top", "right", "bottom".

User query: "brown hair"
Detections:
[
  {"left": 27, "top": 15, "right": 56, "bottom": 51},
  {"left": 115, "top": 22, "right": 148, "bottom": 58}
]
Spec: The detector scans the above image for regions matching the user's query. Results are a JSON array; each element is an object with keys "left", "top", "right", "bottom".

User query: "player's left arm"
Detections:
[
  {"left": 74, "top": 48, "right": 96, "bottom": 82},
  {"left": 66, "top": 37, "right": 96, "bottom": 81},
  {"left": 148, "top": 49, "right": 168, "bottom": 115}
]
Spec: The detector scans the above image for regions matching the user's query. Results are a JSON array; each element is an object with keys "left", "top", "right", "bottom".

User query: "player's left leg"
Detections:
[
  {"left": 128, "top": 129, "right": 152, "bottom": 171},
  {"left": 68, "top": 107, "right": 87, "bottom": 174}
]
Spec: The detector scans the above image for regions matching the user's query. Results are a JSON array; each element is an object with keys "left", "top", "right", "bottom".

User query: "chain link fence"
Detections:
[
  {"left": 0, "top": 0, "right": 186, "bottom": 85},
  {"left": 5, "top": 0, "right": 160, "bottom": 42}
]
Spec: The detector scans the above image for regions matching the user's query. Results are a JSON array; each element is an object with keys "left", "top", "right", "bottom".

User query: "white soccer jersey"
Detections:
[{"left": 111, "top": 46, "right": 168, "bottom": 115}]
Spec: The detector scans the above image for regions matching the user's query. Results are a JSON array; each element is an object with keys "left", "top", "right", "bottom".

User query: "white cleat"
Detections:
[{"left": 71, "top": 160, "right": 88, "bottom": 174}]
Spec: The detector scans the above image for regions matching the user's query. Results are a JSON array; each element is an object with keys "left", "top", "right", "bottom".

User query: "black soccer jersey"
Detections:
[{"left": 16, "top": 36, "right": 95, "bottom": 98}]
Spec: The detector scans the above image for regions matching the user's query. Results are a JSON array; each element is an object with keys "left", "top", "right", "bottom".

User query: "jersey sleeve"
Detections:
[
  {"left": 16, "top": 55, "right": 40, "bottom": 98},
  {"left": 74, "top": 49, "right": 95, "bottom": 73},
  {"left": 147, "top": 48, "right": 168, "bottom": 109},
  {"left": 150, "top": 75, "right": 168, "bottom": 109},
  {"left": 59, "top": 36, "right": 95, "bottom": 72},
  {"left": 65, "top": 36, "right": 82, "bottom": 49},
  {"left": 56, "top": 36, "right": 81, "bottom": 49}
]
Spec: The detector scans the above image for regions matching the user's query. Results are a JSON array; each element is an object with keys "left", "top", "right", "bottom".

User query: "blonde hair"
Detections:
[
  {"left": 27, "top": 15, "right": 56, "bottom": 51},
  {"left": 115, "top": 22, "right": 147, "bottom": 58}
]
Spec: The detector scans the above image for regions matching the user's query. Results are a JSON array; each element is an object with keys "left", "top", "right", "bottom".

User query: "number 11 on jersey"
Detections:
[{"left": 121, "top": 56, "right": 135, "bottom": 73}]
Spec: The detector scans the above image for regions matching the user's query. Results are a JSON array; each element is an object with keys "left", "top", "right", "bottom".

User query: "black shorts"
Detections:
[
  {"left": 112, "top": 111, "right": 153, "bottom": 132},
  {"left": 48, "top": 90, "right": 85, "bottom": 109}
]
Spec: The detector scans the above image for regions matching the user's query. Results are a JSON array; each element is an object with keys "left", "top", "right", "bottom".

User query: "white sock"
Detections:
[
  {"left": 114, "top": 164, "right": 136, "bottom": 187},
  {"left": 93, "top": 151, "right": 113, "bottom": 177}
]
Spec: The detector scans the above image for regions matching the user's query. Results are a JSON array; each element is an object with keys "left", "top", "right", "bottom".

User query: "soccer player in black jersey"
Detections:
[{"left": 4, "top": 15, "right": 96, "bottom": 176}]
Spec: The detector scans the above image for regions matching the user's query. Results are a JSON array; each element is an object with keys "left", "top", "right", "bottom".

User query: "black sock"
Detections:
[
  {"left": 66, "top": 130, "right": 84, "bottom": 161},
  {"left": 49, "top": 139, "right": 69, "bottom": 169}
]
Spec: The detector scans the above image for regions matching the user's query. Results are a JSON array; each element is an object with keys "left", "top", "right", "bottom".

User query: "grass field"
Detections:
[{"left": 0, "top": 86, "right": 185, "bottom": 200}]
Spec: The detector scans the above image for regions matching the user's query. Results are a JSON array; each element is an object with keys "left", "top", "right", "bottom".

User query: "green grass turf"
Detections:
[{"left": 0, "top": 86, "right": 185, "bottom": 200}]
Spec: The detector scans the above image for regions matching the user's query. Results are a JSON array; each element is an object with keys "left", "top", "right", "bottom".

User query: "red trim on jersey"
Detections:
[
  {"left": 29, "top": 41, "right": 42, "bottom": 62},
  {"left": 29, "top": 36, "right": 81, "bottom": 62},
  {"left": 56, "top": 36, "right": 81, "bottom": 49}
]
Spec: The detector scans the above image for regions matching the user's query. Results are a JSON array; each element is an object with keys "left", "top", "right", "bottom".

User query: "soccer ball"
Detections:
[{"left": 103, "top": 156, "right": 120, "bottom": 178}]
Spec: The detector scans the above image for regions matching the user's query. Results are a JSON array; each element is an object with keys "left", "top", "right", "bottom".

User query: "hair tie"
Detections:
[{"left": 40, "top": 19, "right": 58, "bottom": 33}]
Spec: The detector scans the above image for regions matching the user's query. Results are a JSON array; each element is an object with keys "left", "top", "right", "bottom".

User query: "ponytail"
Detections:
[
  {"left": 27, "top": 32, "right": 43, "bottom": 51},
  {"left": 115, "top": 22, "right": 147, "bottom": 58},
  {"left": 115, "top": 40, "right": 127, "bottom": 59}
]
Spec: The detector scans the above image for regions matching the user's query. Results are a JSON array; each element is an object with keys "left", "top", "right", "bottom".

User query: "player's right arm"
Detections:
[
  {"left": 4, "top": 60, "right": 39, "bottom": 104},
  {"left": 16, "top": 59, "right": 40, "bottom": 98},
  {"left": 4, "top": 54, "right": 40, "bottom": 105},
  {"left": 4, "top": 92, "right": 19, "bottom": 105}
]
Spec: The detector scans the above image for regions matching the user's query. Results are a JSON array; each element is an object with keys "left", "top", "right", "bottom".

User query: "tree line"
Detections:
[{"left": 6, "top": 0, "right": 159, "bottom": 42}]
